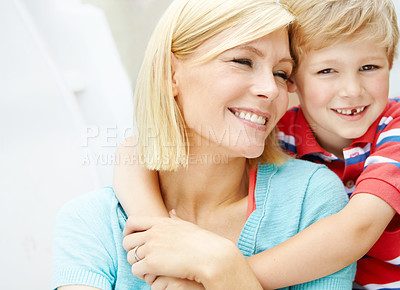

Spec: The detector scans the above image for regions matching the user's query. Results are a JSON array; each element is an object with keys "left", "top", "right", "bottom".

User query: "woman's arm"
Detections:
[
  {"left": 113, "top": 136, "right": 168, "bottom": 217},
  {"left": 53, "top": 190, "right": 119, "bottom": 289}
]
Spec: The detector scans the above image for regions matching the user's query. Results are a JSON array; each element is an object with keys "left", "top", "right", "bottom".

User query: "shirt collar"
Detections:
[{"left": 294, "top": 108, "right": 333, "bottom": 158}]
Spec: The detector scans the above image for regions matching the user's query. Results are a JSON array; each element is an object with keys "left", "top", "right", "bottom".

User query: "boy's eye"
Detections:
[
  {"left": 232, "top": 58, "right": 253, "bottom": 67},
  {"left": 360, "top": 65, "right": 378, "bottom": 71},
  {"left": 317, "top": 68, "right": 335, "bottom": 74},
  {"left": 274, "top": 71, "right": 290, "bottom": 81}
]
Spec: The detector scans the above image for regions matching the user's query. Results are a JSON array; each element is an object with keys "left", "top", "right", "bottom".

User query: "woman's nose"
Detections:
[{"left": 250, "top": 72, "right": 279, "bottom": 100}]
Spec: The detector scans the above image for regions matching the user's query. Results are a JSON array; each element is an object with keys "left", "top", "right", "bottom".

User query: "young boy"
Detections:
[{"left": 114, "top": 0, "right": 400, "bottom": 288}]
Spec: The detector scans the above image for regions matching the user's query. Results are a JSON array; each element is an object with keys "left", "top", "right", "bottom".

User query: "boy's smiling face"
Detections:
[{"left": 292, "top": 38, "right": 390, "bottom": 156}]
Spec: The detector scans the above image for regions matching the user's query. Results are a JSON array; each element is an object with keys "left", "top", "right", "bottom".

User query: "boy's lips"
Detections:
[{"left": 331, "top": 105, "right": 367, "bottom": 116}]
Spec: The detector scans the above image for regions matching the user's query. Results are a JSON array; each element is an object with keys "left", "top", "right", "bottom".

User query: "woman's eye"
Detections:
[
  {"left": 360, "top": 65, "right": 378, "bottom": 71},
  {"left": 274, "top": 71, "right": 290, "bottom": 81},
  {"left": 232, "top": 58, "right": 253, "bottom": 67},
  {"left": 317, "top": 68, "right": 335, "bottom": 74}
]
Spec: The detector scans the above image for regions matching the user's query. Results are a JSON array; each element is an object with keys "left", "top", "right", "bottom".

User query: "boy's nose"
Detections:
[{"left": 338, "top": 74, "right": 362, "bottom": 98}]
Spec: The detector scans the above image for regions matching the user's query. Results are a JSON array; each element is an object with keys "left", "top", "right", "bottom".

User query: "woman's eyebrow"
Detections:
[
  {"left": 235, "top": 45, "right": 264, "bottom": 57},
  {"left": 280, "top": 57, "right": 295, "bottom": 67},
  {"left": 235, "top": 45, "right": 294, "bottom": 66}
]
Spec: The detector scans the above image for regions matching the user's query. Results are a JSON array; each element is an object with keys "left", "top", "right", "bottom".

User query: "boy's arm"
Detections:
[
  {"left": 113, "top": 136, "right": 169, "bottom": 217},
  {"left": 247, "top": 193, "right": 395, "bottom": 289},
  {"left": 113, "top": 138, "right": 394, "bottom": 288}
]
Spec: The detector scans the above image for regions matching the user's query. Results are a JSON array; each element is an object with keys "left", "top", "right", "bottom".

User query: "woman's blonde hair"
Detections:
[
  {"left": 280, "top": 0, "right": 399, "bottom": 69},
  {"left": 134, "top": 0, "right": 294, "bottom": 171}
]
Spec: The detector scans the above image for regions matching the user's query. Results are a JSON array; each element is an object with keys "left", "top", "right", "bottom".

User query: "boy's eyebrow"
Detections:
[
  {"left": 308, "top": 59, "right": 340, "bottom": 67},
  {"left": 310, "top": 56, "right": 388, "bottom": 67}
]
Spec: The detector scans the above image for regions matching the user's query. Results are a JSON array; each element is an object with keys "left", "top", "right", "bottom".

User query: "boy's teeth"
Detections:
[
  {"left": 234, "top": 111, "right": 266, "bottom": 125},
  {"left": 334, "top": 107, "right": 365, "bottom": 116}
]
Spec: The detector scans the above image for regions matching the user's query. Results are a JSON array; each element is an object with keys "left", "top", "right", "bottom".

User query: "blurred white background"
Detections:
[{"left": 1, "top": 0, "right": 400, "bottom": 289}]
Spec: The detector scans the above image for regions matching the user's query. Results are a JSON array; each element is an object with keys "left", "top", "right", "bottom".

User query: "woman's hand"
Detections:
[
  {"left": 122, "top": 213, "right": 236, "bottom": 283},
  {"left": 150, "top": 277, "right": 204, "bottom": 290},
  {"left": 122, "top": 213, "right": 262, "bottom": 289}
]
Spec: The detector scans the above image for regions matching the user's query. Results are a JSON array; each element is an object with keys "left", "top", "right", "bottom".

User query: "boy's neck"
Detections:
[
  {"left": 313, "top": 130, "right": 352, "bottom": 160},
  {"left": 301, "top": 110, "right": 353, "bottom": 160}
]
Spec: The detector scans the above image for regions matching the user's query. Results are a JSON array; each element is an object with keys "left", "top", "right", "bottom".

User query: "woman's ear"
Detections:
[
  {"left": 287, "top": 77, "right": 297, "bottom": 93},
  {"left": 171, "top": 52, "right": 179, "bottom": 97}
]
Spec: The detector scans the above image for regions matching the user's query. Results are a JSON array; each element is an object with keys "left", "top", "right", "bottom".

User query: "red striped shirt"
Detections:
[{"left": 277, "top": 98, "right": 400, "bottom": 289}]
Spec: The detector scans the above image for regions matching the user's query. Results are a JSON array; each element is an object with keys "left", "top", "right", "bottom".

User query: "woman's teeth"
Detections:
[
  {"left": 235, "top": 111, "right": 266, "bottom": 125},
  {"left": 334, "top": 107, "right": 366, "bottom": 116}
]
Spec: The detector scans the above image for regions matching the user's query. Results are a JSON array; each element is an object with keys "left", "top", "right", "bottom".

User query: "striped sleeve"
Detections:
[{"left": 353, "top": 100, "right": 400, "bottom": 215}]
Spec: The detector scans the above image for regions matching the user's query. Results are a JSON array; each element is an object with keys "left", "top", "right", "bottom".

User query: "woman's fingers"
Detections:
[
  {"left": 124, "top": 215, "right": 236, "bottom": 283},
  {"left": 151, "top": 276, "right": 205, "bottom": 290},
  {"left": 122, "top": 230, "right": 146, "bottom": 252},
  {"left": 123, "top": 216, "right": 158, "bottom": 236},
  {"left": 150, "top": 276, "right": 168, "bottom": 290},
  {"left": 144, "top": 274, "right": 158, "bottom": 286},
  {"left": 131, "top": 257, "right": 148, "bottom": 280},
  {"left": 127, "top": 244, "right": 145, "bottom": 265}
]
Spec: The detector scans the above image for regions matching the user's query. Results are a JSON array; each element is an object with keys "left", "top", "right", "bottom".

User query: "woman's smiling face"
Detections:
[{"left": 172, "top": 28, "right": 293, "bottom": 159}]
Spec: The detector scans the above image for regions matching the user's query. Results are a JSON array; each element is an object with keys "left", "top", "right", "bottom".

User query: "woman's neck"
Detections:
[{"left": 159, "top": 155, "right": 249, "bottom": 228}]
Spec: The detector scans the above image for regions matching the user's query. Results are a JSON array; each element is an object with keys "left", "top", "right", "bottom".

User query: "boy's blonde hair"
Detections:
[
  {"left": 281, "top": 0, "right": 399, "bottom": 69},
  {"left": 134, "top": 0, "right": 294, "bottom": 171}
]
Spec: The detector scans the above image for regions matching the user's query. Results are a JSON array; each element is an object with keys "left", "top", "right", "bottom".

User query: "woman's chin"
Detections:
[{"left": 238, "top": 147, "right": 265, "bottom": 159}]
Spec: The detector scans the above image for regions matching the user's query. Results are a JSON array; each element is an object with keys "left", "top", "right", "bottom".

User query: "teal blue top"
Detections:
[{"left": 53, "top": 159, "right": 355, "bottom": 289}]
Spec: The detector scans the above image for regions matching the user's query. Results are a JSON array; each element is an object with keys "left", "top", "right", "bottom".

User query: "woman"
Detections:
[{"left": 52, "top": 0, "right": 355, "bottom": 288}]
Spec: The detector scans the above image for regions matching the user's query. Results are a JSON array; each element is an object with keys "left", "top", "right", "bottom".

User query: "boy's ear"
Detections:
[
  {"left": 171, "top": 52, "right": 179, "bottom": 97},
  {"left": 287, "top": 78, "right": 297, "bottom": 93}
]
